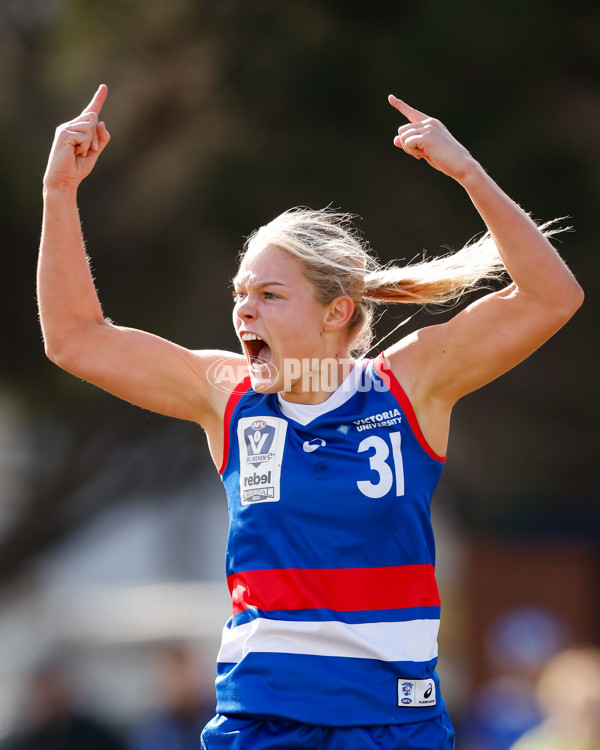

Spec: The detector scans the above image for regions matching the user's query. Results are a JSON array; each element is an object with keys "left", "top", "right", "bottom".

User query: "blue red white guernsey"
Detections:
[{"left": 216, "top": 353, "right": 447, "bottom": 726}]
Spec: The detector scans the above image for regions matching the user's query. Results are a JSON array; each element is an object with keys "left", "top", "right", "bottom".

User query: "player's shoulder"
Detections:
[{"left": 182, "top": 348, "right": 249, "bottom": 431}]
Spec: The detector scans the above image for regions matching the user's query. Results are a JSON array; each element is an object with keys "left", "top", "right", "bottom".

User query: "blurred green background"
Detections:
[{"left": 0, "top": 0, "right": 598, "bottom": 743}]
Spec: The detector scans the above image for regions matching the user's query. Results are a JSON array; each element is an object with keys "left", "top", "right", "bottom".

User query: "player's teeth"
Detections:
[{"left": 242, "top": 333, "right": 263, "bottom": 341}]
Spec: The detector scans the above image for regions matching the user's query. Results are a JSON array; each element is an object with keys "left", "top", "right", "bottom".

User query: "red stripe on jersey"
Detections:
[
  {"left": 374, "top": 353, "right": 446, "bottom": 463},
  {"left": 219, "top": 376, "right": 252, "bottom": 475},
  {"left": 228, "top": 564, "right": 440, "bottom": 614}
]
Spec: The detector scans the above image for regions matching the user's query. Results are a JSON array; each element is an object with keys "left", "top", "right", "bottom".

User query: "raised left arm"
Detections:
[{"left": 386, "top": 96, "right": 584, "bottom": 406}]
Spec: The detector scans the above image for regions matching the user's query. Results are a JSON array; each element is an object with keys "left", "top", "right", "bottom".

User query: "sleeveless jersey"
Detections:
[{"left": 216, "top": 353, "right": 446, "bottom": 726}]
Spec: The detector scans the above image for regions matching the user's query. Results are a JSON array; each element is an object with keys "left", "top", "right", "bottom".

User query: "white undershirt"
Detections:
[{"left": 276, "top": 359, "right": 369, "bottom": 426}]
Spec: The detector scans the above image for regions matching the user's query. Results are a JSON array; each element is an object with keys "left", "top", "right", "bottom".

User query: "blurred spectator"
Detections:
[
  {"left": 128, "top": 644, "right": 214, "bottom": 750},
  {"left": 0, "top": 656, "right": 124, "bottom": 750},
  {"left": 509, "top": 647, "right": 600, "bottom": 750},
  {"left": 459, "top": 606, "right": 571, "bottom": 750}
]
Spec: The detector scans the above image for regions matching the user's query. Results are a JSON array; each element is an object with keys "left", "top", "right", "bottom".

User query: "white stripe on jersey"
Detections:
[{"left": 217, "top": 617, "right": 440, "bottom": 664}]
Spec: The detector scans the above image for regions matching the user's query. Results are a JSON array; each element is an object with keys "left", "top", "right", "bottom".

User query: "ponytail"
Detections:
[
  {"left": 363, "top": 232, "right": 504, "bottom": 305},
  {"left": 242, "top": 209, "right": 564, "bottom": 357}
]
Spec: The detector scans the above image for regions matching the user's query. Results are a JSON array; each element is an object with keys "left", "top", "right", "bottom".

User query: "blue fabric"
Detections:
[
  {"left": 216, "top": 653, "right": 443, "bottom": 727},
  {"left": 221, "top": 361, "right": 443, "bottom": 576},
  {"left": 217, "top": 358, "right": 446, "bottom": 725},
  {"left": 201, "top": 711, "right": 455, "bottom": 750},
  {"left": 229, "top": 605, "right": 442, "bottom": 627}
]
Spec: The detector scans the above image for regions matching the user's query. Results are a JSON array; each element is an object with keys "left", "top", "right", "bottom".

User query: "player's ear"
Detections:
[{"left": 323, "top": 296, "right": 354, "bottom": 332}]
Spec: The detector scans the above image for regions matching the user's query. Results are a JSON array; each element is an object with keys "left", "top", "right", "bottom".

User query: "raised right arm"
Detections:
[{"left": 37, "top": 85, "right": 242, "bottom": 433}]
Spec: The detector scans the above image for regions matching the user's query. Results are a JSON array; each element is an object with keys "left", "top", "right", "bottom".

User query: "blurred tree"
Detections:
[{"left": 0, "top": 0, "right": 598, "bottom": 582}]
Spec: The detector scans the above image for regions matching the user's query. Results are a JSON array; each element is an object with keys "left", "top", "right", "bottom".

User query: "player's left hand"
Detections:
[{"left": 388, "top": 95, "right": 477, "bottom": 183}]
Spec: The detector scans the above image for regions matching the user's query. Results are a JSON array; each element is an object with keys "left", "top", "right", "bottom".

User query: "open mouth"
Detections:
[{"left": 240, "top": 332, "right": 272, "bottom": 372}]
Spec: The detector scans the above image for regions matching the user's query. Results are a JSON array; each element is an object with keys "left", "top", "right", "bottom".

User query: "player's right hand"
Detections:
[{"left": 43, "top": 84, "right": 110, "bottom": 191}]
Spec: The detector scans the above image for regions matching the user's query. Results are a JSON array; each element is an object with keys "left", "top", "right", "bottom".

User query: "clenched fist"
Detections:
[{"left": 43, "top": 84, "right": 110, "bottom": 192}]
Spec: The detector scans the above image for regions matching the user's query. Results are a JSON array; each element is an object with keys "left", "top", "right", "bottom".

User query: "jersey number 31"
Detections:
[{"left": 356, "top": 432, "right": 405, "bottom": 499}]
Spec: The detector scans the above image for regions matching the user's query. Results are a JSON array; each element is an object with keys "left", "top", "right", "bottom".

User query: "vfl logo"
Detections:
[
  {"left": 302, "top": 438, "right": 326, "bottom": 453},
  {"left": 238, "top": 416, "right": 287, "bottom": 505},
  {"left": 244, "top": 420, "right": 276, "bottom": 466}
]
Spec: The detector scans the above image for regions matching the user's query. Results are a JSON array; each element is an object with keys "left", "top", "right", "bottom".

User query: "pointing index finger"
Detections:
[
  {"left": 81, "top": 84, "right": 108, "bottom": 117},
  {"left": 388, "top": 94, "right": 429, "bottom": 123}
]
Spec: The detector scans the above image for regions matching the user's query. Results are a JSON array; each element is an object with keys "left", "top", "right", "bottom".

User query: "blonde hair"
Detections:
[{"left": 242, "top": 207, "right": 555, "bottom": 357}]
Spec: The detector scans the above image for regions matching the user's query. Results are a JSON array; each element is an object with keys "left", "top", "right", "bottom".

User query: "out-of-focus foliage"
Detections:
[{"left": 0, "top": 0, "right": 598, "bottom": 580}]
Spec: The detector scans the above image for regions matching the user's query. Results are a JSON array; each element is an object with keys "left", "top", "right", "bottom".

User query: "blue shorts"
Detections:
[{"left": 201, "top": 711, "right": 455, "bottom": 750}]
